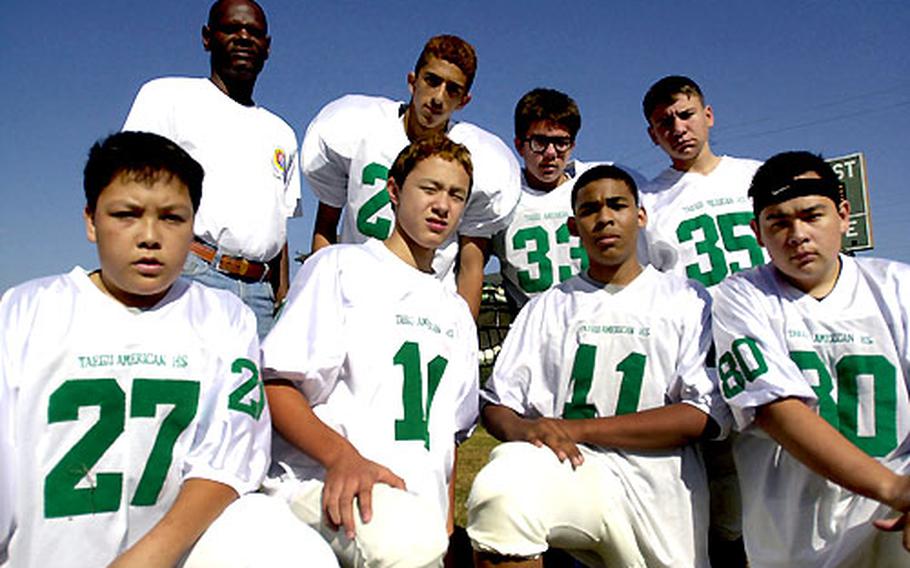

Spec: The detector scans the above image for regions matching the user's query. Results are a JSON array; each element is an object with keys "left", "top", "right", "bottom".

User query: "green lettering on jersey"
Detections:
[
  {"left": 394, "top": 341, "right": 448, "bottom": 450},
  {"left": 563, "top": 345, "right": 647, "bottom": 419},
  {"left": 676, "top": 212, "right": 763, "bottom": 287},
  {"left": 356, "top": 162, "right": 392, "bottom": 240},
  {"left": 227, "top": 357, "right": 266, "bottom": 420},
  {"left": 513, "top": 222, "right": 588, "bottom": 294},
  {"left": 45, "top": 378, "right": 200, "bottom": 518}
]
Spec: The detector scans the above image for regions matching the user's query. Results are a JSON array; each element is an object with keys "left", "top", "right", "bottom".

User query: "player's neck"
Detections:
[
  {"left": 403, "top": 108, "right": 447, "bottom": 142},
  {"left": 586, "top": 258, "right": 643, "bottom": 287},
  {"left": 384, "top": 229, "right": 435, "bottom": 273},
  {"left": 524, "top": 169, "right": 567, "bottom": 192},
  {"left": 209, "top": 73, "right": 256, "bottom": 107},
  {"left": 672, "top": 146, "right": 720, "bottom": 175},
  {"left": 780, "top": 256, "right": 843, "bottom": 300}
]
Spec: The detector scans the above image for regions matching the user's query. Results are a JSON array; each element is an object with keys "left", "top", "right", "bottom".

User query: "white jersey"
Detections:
[
  {"left": 492, "top": 161, "right": 599, "bottom": 308},
  {"left": 641, "top": 156, "right": 766, "bottom": 292},
  {"left": 0, "top": 268, "right": 270, "bottom": 568},
  {"left": 712, "top": 256, "right": 910, "bottom": 567},
  {"left": 124, "top": 77, "right": 300, "bottom": 261},
  {"left": 301, "top": 94, "right": 521, "bottom": 281},
  {"left": 261, "top": 239, "right": 479, "bottom": 518},
  {"left": 484, "top": 266, "right": 729, "bottom": 565}
]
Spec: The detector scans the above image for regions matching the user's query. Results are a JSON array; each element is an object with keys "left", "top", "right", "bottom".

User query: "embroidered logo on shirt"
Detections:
[{"left": 272, "top": 148, "right": 292, "bottom": 184}]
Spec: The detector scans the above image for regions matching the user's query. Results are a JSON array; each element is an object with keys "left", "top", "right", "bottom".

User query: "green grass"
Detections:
[{"left": 454, "top": 426, "right": 500, "bottom": 528}]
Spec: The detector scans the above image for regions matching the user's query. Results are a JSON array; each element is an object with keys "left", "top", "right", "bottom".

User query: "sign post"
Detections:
[{"left": 827, "top": 152, "right": 873, "bottom": 252}]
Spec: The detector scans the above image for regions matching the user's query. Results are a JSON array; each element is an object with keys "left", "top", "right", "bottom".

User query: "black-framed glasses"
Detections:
[{"left": 524, "top": 135, "right": 573, "bottom": 154}]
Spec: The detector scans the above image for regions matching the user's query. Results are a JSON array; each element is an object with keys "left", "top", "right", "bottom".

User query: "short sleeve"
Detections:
[
  {"left": 122, "top": 79, "right": 175, "bottom": 138},
  {"left": 300, "top": 96, "right": 362, "bottom": 208},
  {"left": 261, "top": 248, "right": 346, "bottom": 404},
  {"left": 669, "top": 282, "right": 732, "bottom": 438},
  {"left": 712, "top": 275, "right": 816, "bottom": 430},
  {"left": 183, "top": 301, "right": 271, "bottom": 496},
  {"left": 482, "top": 295, "right": 547, "bottom": 415},
  {"left": 452, "top": 125, "right": 521, "bottom": 238}
]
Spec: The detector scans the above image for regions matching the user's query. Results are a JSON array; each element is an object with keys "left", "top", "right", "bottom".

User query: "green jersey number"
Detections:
[
  {"left": 394, "top": 341, "right": 449, "bottom": 450},
  {"left": 356, "top": 162, "right": 393, "bottom": 240},
  {"left": 45, "top": 378, "right": 200, "bottom": 518},
  {"left": 513, "top": 222, "right": 589, "bottom": 294},
  {"left": 563, "top": 344, "right": 646, "bottom": 419},
  {"left": 719, "top": 338, "right": 898, "bottom": 457},
  {"left": 676, "top": 212, "right": 763, "bottom": 287}
]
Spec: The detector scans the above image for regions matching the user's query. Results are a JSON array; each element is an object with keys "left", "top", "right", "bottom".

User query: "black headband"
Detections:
[{"left": 751, "top": 178, "right": 845, "bottom": 216}]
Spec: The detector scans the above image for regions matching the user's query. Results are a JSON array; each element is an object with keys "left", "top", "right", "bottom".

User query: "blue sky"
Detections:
[{"left": 2, "top": 1, "right": 908, "bottom": 292}]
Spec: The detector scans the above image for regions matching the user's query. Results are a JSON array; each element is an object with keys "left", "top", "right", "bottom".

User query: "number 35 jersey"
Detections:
[
  {"left": 0, "top": 268, "right": 270, "bottom": 568},
  {"left": 640, "top": 156, "right": 767, "bottom": 291},
  {"left": 712, "top": 256, "right": 910, "bottom": 567},
  {"left": 261, "top": 239, "right": 479, "bottom": 519},
  {"left": 301, "top": 94, "right": 521, "bottom": 283}
]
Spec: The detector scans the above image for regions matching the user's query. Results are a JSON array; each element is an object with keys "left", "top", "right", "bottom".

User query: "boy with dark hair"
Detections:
[
  {"left": 640, "top": 76, "right": 765, "bottom": 563},
  {"left": 302, "top": 34, "right": 520, "bottom": 318},
  {"left": 640, "top": 75, "right": 766, "bottom": 287},
  {"left": 493, "top": 88, "right": 595, "bottom": 310},
  {"left": 261, "top": 134, "right": 480, "bottom": 567},
  {"left": 713, "top": 150, "right": 910, "bottom": 567},
  {"left": 467, "top": 164, "right": 727, "bottom": 567},
  {"left": 0, "top": 131, "right": 272, "bottom": 567}
]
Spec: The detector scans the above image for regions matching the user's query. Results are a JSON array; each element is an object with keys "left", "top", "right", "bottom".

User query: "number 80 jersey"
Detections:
[
  {"left": 640, "top": 156, "right": 767, "bottom": 291},
  {"left": 0, "top": 268, "right": 270, "bottom": 568},
  {"left": 712, "top": 256, "right": 910, "bottom": 567}
]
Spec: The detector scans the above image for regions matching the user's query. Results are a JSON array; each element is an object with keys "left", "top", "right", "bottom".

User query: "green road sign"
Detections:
[{"left": 827, "top": 152, "right": 873, "bottom": 252}]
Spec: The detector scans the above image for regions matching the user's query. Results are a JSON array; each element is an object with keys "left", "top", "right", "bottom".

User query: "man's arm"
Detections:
[
  {"left": 311, "top": 202, "right": 342, "bottom": 253},
  {"left": 265, "top": 378, "right": 405, "bottom": 539},
  {"left": 267, "top": 243, "right": 291, "bottom": 305},
  {"left": 456, "top": 235, "right": 489, "bottom": 320},
  {"left": 108, "top": 478, "right": 237, "bottom": 568},
  {"left": 757, "top": 397, "right": 910, "bottom": 510}
]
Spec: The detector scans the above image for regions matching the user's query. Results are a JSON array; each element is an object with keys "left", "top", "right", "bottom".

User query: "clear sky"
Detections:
[{"left": 2, "top": 0, "right": 908, "bottom": 293}]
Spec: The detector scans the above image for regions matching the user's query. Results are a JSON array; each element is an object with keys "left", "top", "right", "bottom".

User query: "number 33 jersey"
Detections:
[
  {"left": 261, "top": 239, "right": 479, "bottom": 519},
  {"left": 0, "top": 268, "right": 270, "bottom": 567},
  {"left": 640, "top": 156, "right": 767, "bottom": 291},
  {"left": 712, "top": 256, "right": 910, "bottom": 567}
]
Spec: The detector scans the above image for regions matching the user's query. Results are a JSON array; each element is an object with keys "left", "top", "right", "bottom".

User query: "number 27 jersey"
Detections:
[{"left": 0, "top": 269, "right": 270, "bottom": 568}]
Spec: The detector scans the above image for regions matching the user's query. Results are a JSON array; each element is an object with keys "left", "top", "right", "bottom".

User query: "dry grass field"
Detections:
[{"left": 453, "top": 426, "right": 499, "bottom": 527}]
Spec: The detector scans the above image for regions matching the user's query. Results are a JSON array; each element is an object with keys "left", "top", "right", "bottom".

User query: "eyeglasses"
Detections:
[{"left": 524, "top": 135, "right": 573, "bottom": 154}]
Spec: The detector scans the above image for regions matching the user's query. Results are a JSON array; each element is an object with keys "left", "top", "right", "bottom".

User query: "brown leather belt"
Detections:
[{"left": 190, "top": 239, "right": 270, "bottom": 282}]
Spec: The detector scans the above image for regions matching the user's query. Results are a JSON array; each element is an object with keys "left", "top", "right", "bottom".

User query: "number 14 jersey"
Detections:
[{"left": 261, "top": 240, "right": 479, "bottom": 519}]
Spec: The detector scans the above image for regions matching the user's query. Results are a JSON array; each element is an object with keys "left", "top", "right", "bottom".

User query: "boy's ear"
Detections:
[
  {"left": 386, "top": 177, "right": 401, "bottom": 208},
  {"left": 837, "top": 199, "right": 852, "bottom": 235},
  {"left": 407, "top": 72, "right": 416, "bottom": 97},
  {"left": 750, "top": 218, "right": 764, "bottom": 247},
  {"left": 567, "top": 216, "right": 579, "bottom": 237},
  {"left": 84, "top": 207, "right": 98, "bottom": 244}
]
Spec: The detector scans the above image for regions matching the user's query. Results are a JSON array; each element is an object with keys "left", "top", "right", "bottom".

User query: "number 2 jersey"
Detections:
[
  {"left": 261, "top": 239, "right": 479, "bottom": 519},
  {"left": 301, "top": 94, "right": 521, "bottom": 282},
  {"left": 713, "top": 256, "right": 910, "bottom": 567},
  {"left": 484, "top": 266, "right": 730, "bottom": 565},
  {"left": 640, "top": 156, "right": 767, "bottom": 292},
  {"left": 0, "top": 268, "right": 270, "bottom": 568}
]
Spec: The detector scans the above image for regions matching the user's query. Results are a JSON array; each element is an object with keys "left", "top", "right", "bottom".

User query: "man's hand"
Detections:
[
  {"left": 520, "top": 417, "right": 583, "bottom": 468},
  {"left": 873, "top": 474, "right": 910, "bottom": 551},
  {"left": 322, "top": 446, "right": 406, "bottom": 539}
]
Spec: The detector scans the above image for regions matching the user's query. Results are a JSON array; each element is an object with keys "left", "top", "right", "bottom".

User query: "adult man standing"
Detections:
[
  {"left": 124, "top": 0, "right": 299, "bottom": 338},
  {"left": 301, "top": 35, "right": 520, "bottom": 318}
]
